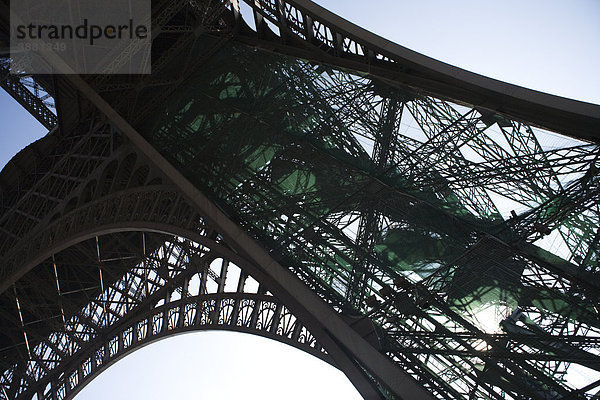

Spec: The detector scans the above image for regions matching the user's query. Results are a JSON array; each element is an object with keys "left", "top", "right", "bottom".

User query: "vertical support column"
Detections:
[
  {"left": 304, "top": 15, "right": 314, "bottom": 42},
  {"left": 334, "top": 32, "right": 344, "bottom": 56},
  {"left": 274, "top": 0, "right": 288, "bottom": 42},
  {"left": 249, "top": 297, "right": 261, "bottom": 329},
  {"left": 230, "top": 0, "right": 241, "bottom": 23},
  {"left": 230, "top": 271, "right": 248, "bottom": 324},
  {"left": 199, "top": 260, "right": 208, "bottom": 295},
  {"left": 132, "top": 320, "right": 139, "bottom": 345},
  {"left": 253, "top": 0, "right": 266, "bottom": 36},
  {"left": 269, "top": 303, "right": 283, "bottom": 334},
  {"left": 178, "top": 276, "right": 190, "bottom": 327},
  {"left": 76, "top": 364, "right": 84, "bottom": 394},
  {"left": 118, "top": 331, "right": 124, "bottom": 355},
  {"left": 50, "top": 380, "right": 58, "bottom": 400},
  {"left": 103, "top": 342, "right": 110, "bottom": 363},
  {"left": 217, "top": 259, "right": 229, "bottom": 293}
]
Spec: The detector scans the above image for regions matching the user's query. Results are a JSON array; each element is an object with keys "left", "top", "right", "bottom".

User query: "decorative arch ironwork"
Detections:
[
  {"left": 19, "top": 234, "right": 330, "bottom": 400},
  {"left": 1, "top": 0, "right": 599, "bottom": 398}
]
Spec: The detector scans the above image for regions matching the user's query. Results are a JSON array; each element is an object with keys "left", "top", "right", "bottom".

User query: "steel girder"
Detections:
[
  {"left": 0, "top": 1, "right": 600, "bottom": 399},
  {"left": 234, "top": 0, "right": 600, "bottom": 142},
  {"left": 132, "top": 44, "right": 599, "bottom": 398},
  {"left": 0, "top": 62, "right": 56, "bottom": 130},
  {"left": 0, "top": 118, "right": 395, "bottom": 399},
  {"left": 10, "top": 231, "right": 333, "bottom": 400}
]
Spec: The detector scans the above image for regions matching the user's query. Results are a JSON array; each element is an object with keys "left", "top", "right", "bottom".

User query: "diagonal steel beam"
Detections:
[{"left": 13, "top": 29, "right": 436, "bottom": 397}]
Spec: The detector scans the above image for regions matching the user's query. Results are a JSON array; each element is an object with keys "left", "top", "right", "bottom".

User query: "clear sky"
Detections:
[
  {"left": 0, "top": 1, "right": 598, "bottom": 399},
  {"left": 315, "top": 0, "right": 600, "bottom": 105}
]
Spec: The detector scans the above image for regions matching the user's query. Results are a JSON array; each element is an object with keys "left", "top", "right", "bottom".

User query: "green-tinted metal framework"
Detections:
[
  {"left": 0, "top": 0, "right": 599, "bottom": 399},
  {"left": 136, "top": 41, "right": 600, "bottom": 398}
]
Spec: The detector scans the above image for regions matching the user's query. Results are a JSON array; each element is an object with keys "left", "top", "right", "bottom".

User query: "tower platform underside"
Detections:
[{"left": 0, "top": 1, "right": 599, "bottom": 399}]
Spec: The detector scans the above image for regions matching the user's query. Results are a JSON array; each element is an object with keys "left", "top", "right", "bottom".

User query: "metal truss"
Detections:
[
  {"left": 134, "top": 45, "right": 599, "bottom": 398},
  {"left": 0, "top": 1, "right": 599, "bottom": 399},
  {"left": 9, "top": 232, "right": 329, "bottom": 400},
  {"left": 0, "top": 60, "right": 56, "bottom": 130},
  {"left": 0, "top": 113, "right": 396, "bottom": 399},
  {"left": 233, "top": 0, "right": 599, "bottom": 141},
  {"left": 0, "top": 120, "right": 338, "bottom": 399}
]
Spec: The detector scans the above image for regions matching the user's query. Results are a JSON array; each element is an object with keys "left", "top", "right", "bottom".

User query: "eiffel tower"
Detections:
[{"left": 0, "top": 1, "right": 599, "bottom": 399}]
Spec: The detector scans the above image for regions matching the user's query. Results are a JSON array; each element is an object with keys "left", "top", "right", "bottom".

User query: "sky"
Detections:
[
  {"left": 313, "top": 0, "right": 600, "bottom": 105},
  {"left": 0, "top": 1, "right": 598, "bottom": 399}
]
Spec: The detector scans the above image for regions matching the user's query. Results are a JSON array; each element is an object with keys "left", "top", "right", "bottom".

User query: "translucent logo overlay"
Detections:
[{"left": 11, "top": 0, "right": 151, "bottom": 74}]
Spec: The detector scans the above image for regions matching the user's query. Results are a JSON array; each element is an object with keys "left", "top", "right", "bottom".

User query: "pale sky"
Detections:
[
  {"left": 315, "top": 0, "right": 600, "bottom": 105},
  {"left": 0, "top": 1, "right": 598, "bottom": 399}
]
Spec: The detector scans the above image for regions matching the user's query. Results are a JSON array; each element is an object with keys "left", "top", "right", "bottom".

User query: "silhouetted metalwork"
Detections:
[{"left": 0, "top": 1, "right": 599, "bottom": 399}]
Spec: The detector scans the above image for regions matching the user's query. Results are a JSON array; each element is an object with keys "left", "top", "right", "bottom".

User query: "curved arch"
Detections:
[
  {"left": 41, "top": 293, "right": 331, "bottom": 400},
  {"left": 1, "top": 184, "right": 427, "bottom": 398},
  {"left": 0, "top": 2, "right": 596, "bottom": 398},
  {"left": 72, "top": 330, "right": 362, "bottom": 400},
  {"left": 7, "top": 227, "right": 334, "bottom": 400},
  {"left": 0, "top": 185, "right": 202, "bottom": 293},
  {"left": 0, "top": 188, "right": 370, "bottom": 399},
  {"left": 237, "top": 0, "right": 600, "bottom": 141}
]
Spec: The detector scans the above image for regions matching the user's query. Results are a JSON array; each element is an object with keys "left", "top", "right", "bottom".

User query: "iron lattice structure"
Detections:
[{"left": 0, "top": 0, "right": 599, "bottom": 399}]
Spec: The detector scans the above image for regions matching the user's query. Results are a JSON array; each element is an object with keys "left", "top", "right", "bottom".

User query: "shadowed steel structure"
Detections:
[{"left": 0, "top": 0, "right": 599, "bottom": 399}]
